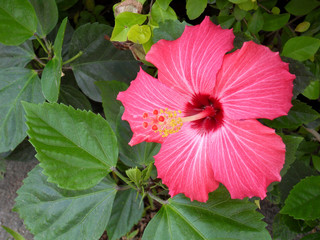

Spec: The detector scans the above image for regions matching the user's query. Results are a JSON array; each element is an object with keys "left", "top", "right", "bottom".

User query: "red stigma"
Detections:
[
  {"left": 143, "top": 122, "right": 148, "bottom": 128},
  {"left": 153, "top": 110, "right": 159, "bottom": 115},
  {"left": 152, "top": 125, "right": 158, "bottom": 131},
  {"left": 143, "top": 112, "right": 148, "bottom": 119},
  {"left": 158, "top": 116, "right": 165, "bottom": 122}
]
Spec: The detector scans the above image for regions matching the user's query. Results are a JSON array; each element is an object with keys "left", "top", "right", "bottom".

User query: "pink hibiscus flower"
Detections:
[{"left": 117, "top": 17, "right": 295, "bottom": 202}]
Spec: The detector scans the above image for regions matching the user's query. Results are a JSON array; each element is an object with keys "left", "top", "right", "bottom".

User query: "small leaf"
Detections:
[
  {"left": 0, "top": 0, "right": 38, "bottom": 45},
  {"left": 186, "top": 0, "right": 207, "bottom": 20},
  {"left": 303, "top": 80, "right": 320, "bottom": 100},
  {"left": 29, "top": 0, "right": 58, "bottom": 37},
  {"left": 238, "top": 0, "right": 257, "bottom": 11},
  {"left": 263, "top": 100, "right": 320, "bottom": 129},
  {"left": 312, "top": 155, "right": 320, "bottom": 171},
  {"left": 116, "top": 107, "right": 160, "bottom": 167},
  {"left": 248, "top": 9, "right": 264, "bottom": 33},
  {"left": 55, "top": 0, "right": 78, "bottom": 10},
  {"left": 282, "top": 36, "right": 320, "bottom": 61},
  {"left": 233, "top": 5, "right": 247, "bottom": 20},
  {"left": 281, "top": 176, "right": 320, "bottom": 220},
  {"left": 58, "top": 84, "right": 92, "bottom": 111},
  {"left": 281, "top": 135, "right": 303, "bottom": 177},
  {"left": 69, "top": 23, "right": 139, "bottom": 102},
  {"left": 150, "top": 1, "right": 177, "bottom": 25},
  {"left": 295, "top": 21, "right": 311, "bottom": 32},
  {"left": 285, "top": 0, "right": 320, "bottom": 16},
  {"left": 22, "top": 102, "right": 118, "bottom": 190},
  {"left": 111, "top": 12, "right": 147, "bottom": 41},
  {"left": 126, "top": 167, "right": 142, "bottom": 186},
  {"left": 14, "top": 165, "right": 117, "bottom": 240},
  {"left": 142, "top": 186, "right": 271, "bottom": 240},
  {"left": 262, "top": 13, "right": 290, "bottom": 31},
  {"left": 41, "top": 18, "right": 68, "bottom": 103},
  {"left": 0, "top": 41, "right": 35, "bottom": 68},
  {"left": 153, "top": 20, "right": 188, "bottom": 43},
  {"left": 218, "top": 15, "right": 235, "bottom": 29},
  {"left": 127, "top": 24, "right": 152, "bottom": 44},
  {"left": 271, "top": 7, "right": 280, "bottom": 15},
  {"left": 0, "top": 68, "right": 44, "bottom": 152},
  {"left": 157, "top": 0, "right": 173, "bottom": 10},
  {"left": 272, "top": 214, "right": 297, "bottom": 240},
  {"left": 107, "top": 189, "right": 144, "bottom": 240},
  {"left": 1, "top": 226, "right": 26, "bottom": 240}
]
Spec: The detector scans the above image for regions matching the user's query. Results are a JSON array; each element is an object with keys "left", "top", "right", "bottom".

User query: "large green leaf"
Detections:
[
  {"left": 282, "top": 36, "right": 320, "bottom": 61},
  {"left": 68, "top": 23, "right": 139, "bottom": 102},
  {"left": 281, "top": 176, "right": 320, "bottom": 220},
  {"left": 0, "top": 68, "right": 44, "bottom": 153},
  {"left": 263, "top": 100, "right": 320, "bottom": 129},
  {"left": 14, "top": 165, "right": 117, "bottom": 240},
  {"left": 41, "top": 18, "right": 67, "bottom": 102},
  {"left": 116, "top": 107, "right": 160, "bottom": 167},
  {"left": 153, "top": 20, "right": 188, "bottom": 43},
  {"left": 58, "top": 84, "right": 92, "bottom": 111},
  {"left": 186, "top": 0, "right": 207, "bottom": 20},
  {"left": 106, "top": 189, "right": 144, "bottom": 240},
  {"left": 248, "top": 9, "right": 264, "bottom": 34},
  {"left": 285, "top": 0, "right": 320, "bottom": 16},
  {"left": 142, "top": 186, "right": 271, "bottom": 240},
  {"left": 0, "top": 41, "right": 35, "bottom": 68},
  {"left": 96, "top": 80, "right": 128, "bottom": 131},
  {"left": 22, "top": 102, "right": 118, "bottom": 190},
  {"left": 0, "top": 0, "right": 38, "bottom": 45},
  {"left": 262, "top": 13, "right": 290, "bottom": 31},
  {"left": 29, "top": 0, "right": 58, "bottom": 37}
]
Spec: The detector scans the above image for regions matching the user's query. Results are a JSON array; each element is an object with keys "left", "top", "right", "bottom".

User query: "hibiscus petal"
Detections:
[
  {"left": 210, "top": 119, "right": 285, "bottom": 199},
  {"left": 214, "top": 41, "right": 295, "bottom": 120},
  {"left": 117, "top": 69, "right": 187, "bottom": 146},
  {"left": 146, "top": 16, "right": 234, "bottom": 97},
  {"left": 155, "top": 123, "right": 219, "bottom": 202}
]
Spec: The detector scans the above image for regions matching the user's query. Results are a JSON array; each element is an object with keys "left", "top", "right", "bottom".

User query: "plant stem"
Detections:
[
  {"left": 34, "top": 34, "right": 49, "bottom": 55},
  {"left": 304, "top": 126, "right": 320, "bottom": 143},
  {"left": 63, "top": 51, "right": 83, "bottom": 65},
  {"left": 147, "top": 191, "right": 168, "bottom": 205},
  {"left": 111, "top": 167, "right": 137, "bottom": 190},
  {"left": 34, "top": 56, "right": 46, "bottom": 66}
]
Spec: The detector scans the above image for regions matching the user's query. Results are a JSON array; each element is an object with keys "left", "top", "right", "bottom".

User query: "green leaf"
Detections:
[
  {"left": 228, "top": 0, "right": 248, "bottom": 3},
  {"left": 285, "top": 0, "right": 320, "bottom": 16},
  {"left": 312, "top": 155, "right": 320, "bottom": 171},
  {"left": 279, "top": 160, "right": 317, "bottom": 204},
  {"left": 283, "top": 57, "right": 315, "bottom": 97},
  {"left": 14, "top": 165, "right": 117, "bottom": 240},
  {"left": 0, "top": 0, "right": 38, "bottom": 45},
  {"left": 248, "top": 9, "right": 264, "bottom": 34},
  {"left": 263, "top": 100, "right": 320, "bottom": 129},
  {"left": 157, "top": 0, "right": 172, "bottom": 9},
  {"left": 111, "top": 12, "right": 147, "bottom": 41},
  {"left": 1, "top": 226, "right": 26, "bottom": 240},
  {"left": 186, "top": 0, "right": 207, "bottom": 20},
  {"left": 0, "top": 68, "right": 44, "bottom": 153},
  {"left": 153, "top": 20, "right": 188, "bottom": 43},
  {"left": 238, "top": 0, "right": 257, "bottom": 11},
  {"left": 262, "top": 13, "right": 290, "bottom": 31},
  {"left": 126, "top": 167, "right": 142, "bottom": 186},
  {"left": 116, "top": 107, "right": 160, "bottom": 167},
  {"left": 29, "top": 0, "right": 58, "bottom": 37},
  {"left": 281, "top": 176, "right": 320, "bottom": 220},
  {"left": 58, "top": 84, "right": 92, "bottom": 111},
  {"left": 142, "top": 186, "right": 271, "bottom": 240},
  {"left": 218, "top": 15, "right": 236, "bottom": 29},
  {"left": 151, "top": 1, "right": 177, "bottom": 25},
  {"left": 0, "top": 41, "right": 35, "bottom": 68},
  {"left": 234, "top": 5, "right": 247, "bottom": 20},
  {"left": 96, "top": 80, "right": 128, "bottom": 131},
  {"left": 303, "top": 80, "right": 320, "bottom": 100},
  {"left": 127, "top": 24, "right": 152, "bottom": 44},
  {"left": 295, "top": 21, "right": 311, "bottom": 33},
  {"left": 41, "top": 18, "right": 67, "bottom": 103},
  {"left": 281, "top": 135, "right": 303, "bottom": 177},
  {"left": 69, "top": 23, "right": 139, "bottom": 102},
  {"left": 55, "top": 0, "right": 78, "bottom": 10},
  {"left": 282, "top": 36, "right": 320, "bottom": 61},
  {"left": 271, "top": 7, "right": 280, "bottom": 15},
  {"left": 107, "top": 189, "right": 144, "bottom": 240},
  {"left": 22, "top": 102, "right": 118, "bottom": 190},
  {"left": 272, "top": 214, "right": 297, "bottom": 240}
]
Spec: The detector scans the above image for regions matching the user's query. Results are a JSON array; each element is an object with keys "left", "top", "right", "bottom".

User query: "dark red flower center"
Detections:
[{"left": 184, "top": 94, "right": 224, "bottom": 133}]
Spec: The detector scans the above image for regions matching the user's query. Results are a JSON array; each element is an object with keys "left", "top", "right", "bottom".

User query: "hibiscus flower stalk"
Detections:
[{"left": 117, "top": 16, "right": 295, "bottom": 202}]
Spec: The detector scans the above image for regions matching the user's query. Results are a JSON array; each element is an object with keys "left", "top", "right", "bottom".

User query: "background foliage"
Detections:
[{"left": 0, "top": 0, "right": 319, "bottom": 239}]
